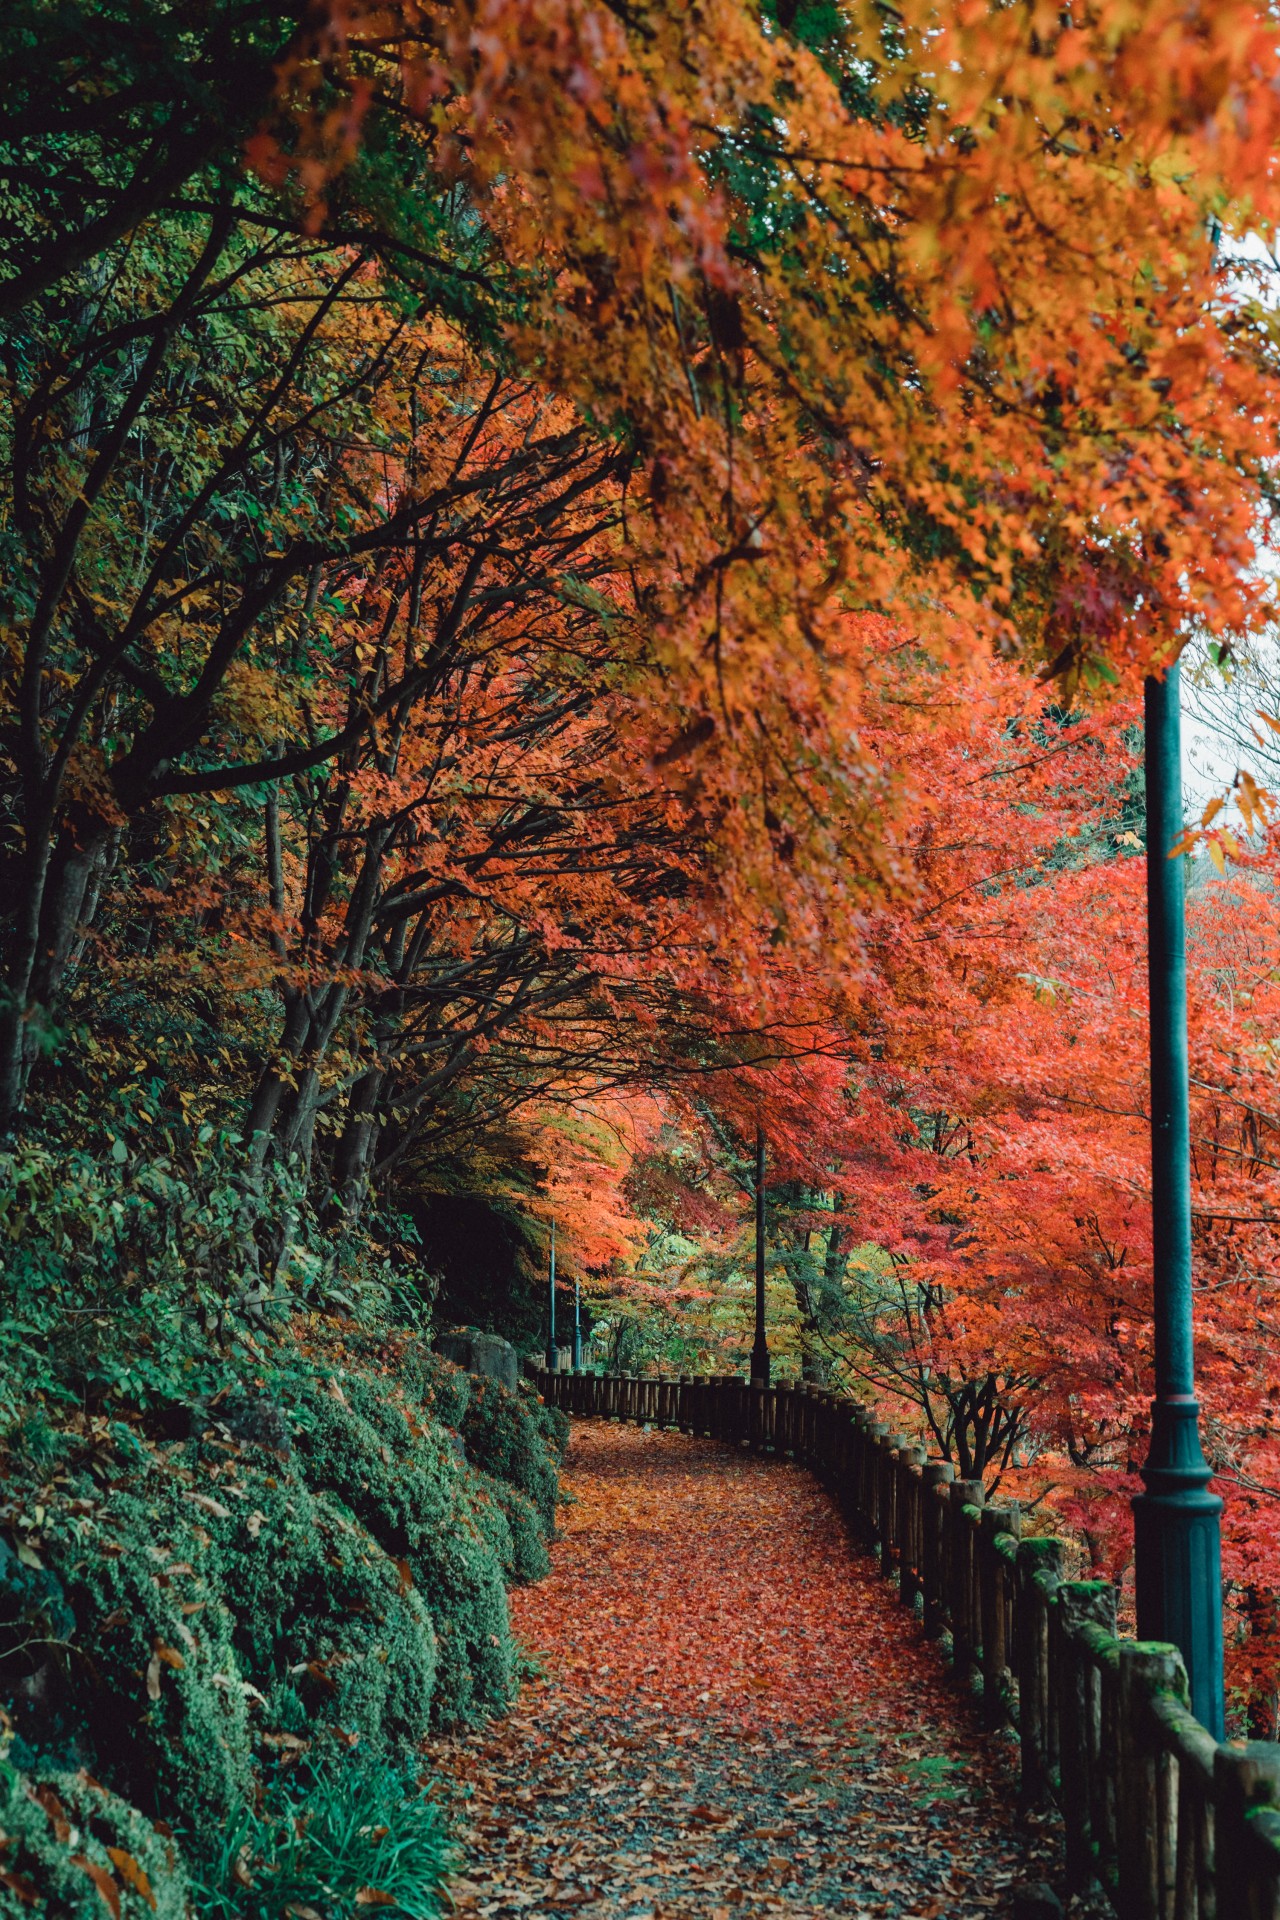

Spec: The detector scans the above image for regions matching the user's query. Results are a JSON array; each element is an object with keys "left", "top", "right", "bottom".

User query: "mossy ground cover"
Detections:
[{"left": 0, "top": 1321, "right": 563, "bottom": 1917}]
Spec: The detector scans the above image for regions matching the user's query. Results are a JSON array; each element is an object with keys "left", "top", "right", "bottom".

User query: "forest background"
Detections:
[{"left": 6, "top": 0, "right": 1280, "bottom": 1913}]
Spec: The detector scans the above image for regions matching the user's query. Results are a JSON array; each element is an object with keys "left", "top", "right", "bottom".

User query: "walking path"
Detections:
[{"left": 440, "top": 1423, "right": 1061, "bottom": 1919}]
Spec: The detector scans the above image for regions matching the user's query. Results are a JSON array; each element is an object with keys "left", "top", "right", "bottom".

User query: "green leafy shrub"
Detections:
[
  {"left": 0, "top": 1759, "right": 188, "bottom": 1920},
  {"left": 523, "top": 1385, "right": 570, "bottom": 1465},
  {"left": 458, "top": 1375, "right": 562, "bottom": 1532},
  {"left": 37, "top": 1470, "right": 254, "bottom": 1830},
  {"left": 0, "top": 1272, "right": 565, "bottom": 1909},
  {"left": 399, "top": 1350, "right": 472, "bottom": 1432},
  {"left": 190, "top": 1755, "right": 453, "bottom": 1920},
  {"left": 0, "top": 1537, "right": 79, "bottom": 1768},
  {"left": 288, "top": 1377, "right": 516, "bottom": 1723},
  {"left": 199, "top": 1467, "right": 439, "bottom": 1765},
  {"left": 478, "top": 1476, "right": 550, "bottom": 1584},
  {"left": 0, "top": 1135, "right": 300, "bottom": 1435}
]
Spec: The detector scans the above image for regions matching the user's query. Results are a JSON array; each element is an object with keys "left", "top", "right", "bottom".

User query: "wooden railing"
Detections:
[{"left": 535, "top": 1367, "right": 1280, "bottom": 1920}]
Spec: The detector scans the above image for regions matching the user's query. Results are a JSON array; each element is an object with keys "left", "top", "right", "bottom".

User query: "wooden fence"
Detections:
[{"left": 534, "top": 1366, "right": 1280, "bottom": 1920}]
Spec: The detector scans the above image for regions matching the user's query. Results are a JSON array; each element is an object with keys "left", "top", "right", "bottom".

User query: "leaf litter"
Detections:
[{"left": 438, "top": 1424, "right": 1063, "bottom": 1918}]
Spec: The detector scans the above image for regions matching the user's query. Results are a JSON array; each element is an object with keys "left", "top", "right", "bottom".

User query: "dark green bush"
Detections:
[
  {"left": 0, "top": 1760, "right": 188, "bottom": 1920},
  {"left": 38, "top": 1470, "right": 253, "bottom": 1831},
  {"left": 0, "top": 1538, "right": 78, "bottom": 1768},
  {"left": 399, "top": 1349, "right": 472, "bottom": 1432},
  {"left": 288, "top": 1377, "right": 517, "bottom": 1723},
  {"left": 0, "top": 1295, "right": 566, "bottom": 1915},
  {"left": 197, "top": 1467, "right": 439, "bottom": 1767},
  {"left": 524, "top": 1384, "right": 570, "bottom": 1465},
  {"left": 458, "top": 1375, "right": 562, "bottom": 1532},
  {"left": 477, "top": 1476, "right": 550, "bottom": 1584},
  {"left": 190, "top": 1755, "right": 453, "bottom": 1920}
]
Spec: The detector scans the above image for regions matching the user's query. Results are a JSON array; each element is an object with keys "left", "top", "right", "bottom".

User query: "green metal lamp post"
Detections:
[
  {"left": 545, "top": 1217, "right": 558, "bottom": 1372},
  {"left": 1133, "top": 662, "right": 1224, "bottom": 1737},
  {"left": 750, "top": 1124, "right": 770, "bottom": 1386},
  {"left": 573, "top": 1274, "right": 582, "bottom": 1371}
]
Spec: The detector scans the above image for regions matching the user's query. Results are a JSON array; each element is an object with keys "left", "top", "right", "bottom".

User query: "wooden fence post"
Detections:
[
  {"left": 863, "top": 1421, "right": 888, "bottom": 1538},
  {"left": 1116, "top": 1643, "right": 1183, "bottom": 1920},
  {"left": 835, "top": 1399, "right": 856, "bottom": 1498},
  {"left": 1215, "top": 1741, "right": 1280, "bottom": 1920},
  {"left": 898, "top": 1447, "right": 926, "bottom": 1608},
  {"left": 813, "top": 1389, "right": 830, "bottom": 1480},
  {"left": 775, "top": 1382, "right": 794, "bottom": 1451},
  {"left": 948, "top": 1478, "right": 986, "bottom": 1682},
  {"left": 1016, "top": 1537, "right": 1063, "bottom": 1808},
  {"left": 921, "top": 1462, "right": 955, "bottom": 1637},
  {"left": 745, "top": 1382, "right": 762, "bottom": 1453},
  {"left": 1055, "top": 1580, "right": 1117, "bottom": 1896},
  {"left": 979, "top": 1503, "right": 1021, "bottom": 1726},
  {"left": 880, "top": 1433, "right": 907, "bottom": 1576},
  {"left": 803, "top": 1383, "right": 816, "bottom": 1460}
]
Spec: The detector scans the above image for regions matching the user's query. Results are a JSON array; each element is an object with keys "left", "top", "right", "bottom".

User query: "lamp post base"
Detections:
[
  {"left": 1133, "top": 1394, "right": 1224, "bottom": 1737},
  {"left": 749, "top": 1338, "right": 770, "bottom": 1389}
]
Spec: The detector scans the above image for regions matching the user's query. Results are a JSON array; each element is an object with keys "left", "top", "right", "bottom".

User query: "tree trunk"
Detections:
[{"left": 0, "top": 815, "right": 117, "bottom": 1131}]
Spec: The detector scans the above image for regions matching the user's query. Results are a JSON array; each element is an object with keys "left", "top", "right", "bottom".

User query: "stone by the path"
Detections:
[
  {"left": 436, "top": 1327, "right": 520, "bottom": 1391},
  {"left": 440, "top": 1424, "right": 1076, "bottom": 1918}
]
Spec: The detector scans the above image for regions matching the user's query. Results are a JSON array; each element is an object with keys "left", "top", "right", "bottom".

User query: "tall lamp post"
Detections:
[
  {"left": 545, "top": 1218, "right": 557, "bottom": 1372},
  {"left": 1133, "top": 662, "right": 1224, "bottom": 1736},
  {"left": 573, "top": 1273, "right": 582, "bottom": 1371},
  {"left": 750, "top": 1124, "right": 770, "bottom": 1386}
]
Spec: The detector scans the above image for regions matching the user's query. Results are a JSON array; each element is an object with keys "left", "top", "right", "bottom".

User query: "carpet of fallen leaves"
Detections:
[{"left": 437, "top": 1424, "right": 1062, "bottom": 1919}]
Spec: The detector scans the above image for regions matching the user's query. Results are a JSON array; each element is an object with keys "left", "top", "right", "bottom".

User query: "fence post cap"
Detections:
[
  {"left": 1056, "top": 1578, "right": 1118, "bottom": 1632},
  {"left": 1116, "top": 1639, "right": 1186, "bottom": 1707},
  {"left": 1215, "top": 1739, "right": 1280, "bottom": 1812},
  {"left": 1015, "top": 1535, "right": 1063, "bottom": 1571},
  {"left": 923, "top": 1460, "right": 955, "bottom": 1485}
]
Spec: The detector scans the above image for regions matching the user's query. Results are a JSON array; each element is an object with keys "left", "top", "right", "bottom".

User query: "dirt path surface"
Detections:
[{"left": 439, "top": 1422, "right": 1060, "bottom": 1919}]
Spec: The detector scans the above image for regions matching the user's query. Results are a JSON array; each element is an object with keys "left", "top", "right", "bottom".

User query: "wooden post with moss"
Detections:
[{"left": 1016, "top": 1537, "right": 1063, "bottom": 1806}]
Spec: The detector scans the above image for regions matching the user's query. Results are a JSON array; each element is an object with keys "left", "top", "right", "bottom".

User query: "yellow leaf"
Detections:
[
  {"left": 106, "top": 1850, "right": 156, "bottom": 1913},
  {"left": 71, "top": 1857, "right": 120, "bottom": 1920}
]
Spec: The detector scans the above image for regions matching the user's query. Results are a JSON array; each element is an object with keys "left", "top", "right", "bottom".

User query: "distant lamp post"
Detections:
[
  {"left": 545, "top": 1217, "right": 557, "bottom": 1372},
  {"left": 1133, "top": 662, "right": 1224, "bottom": 1736},
  {"left": 573, "top": 1273, "right": 583, "bottom": 1371},
  {"left": 750, "top": 1124, "right": 770, "bottom": 1386}
]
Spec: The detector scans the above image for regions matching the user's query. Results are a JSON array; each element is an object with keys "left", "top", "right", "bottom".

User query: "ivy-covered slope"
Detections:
[{"left": 0, "top": 1325, "right": 566, "bottom": 1916}]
